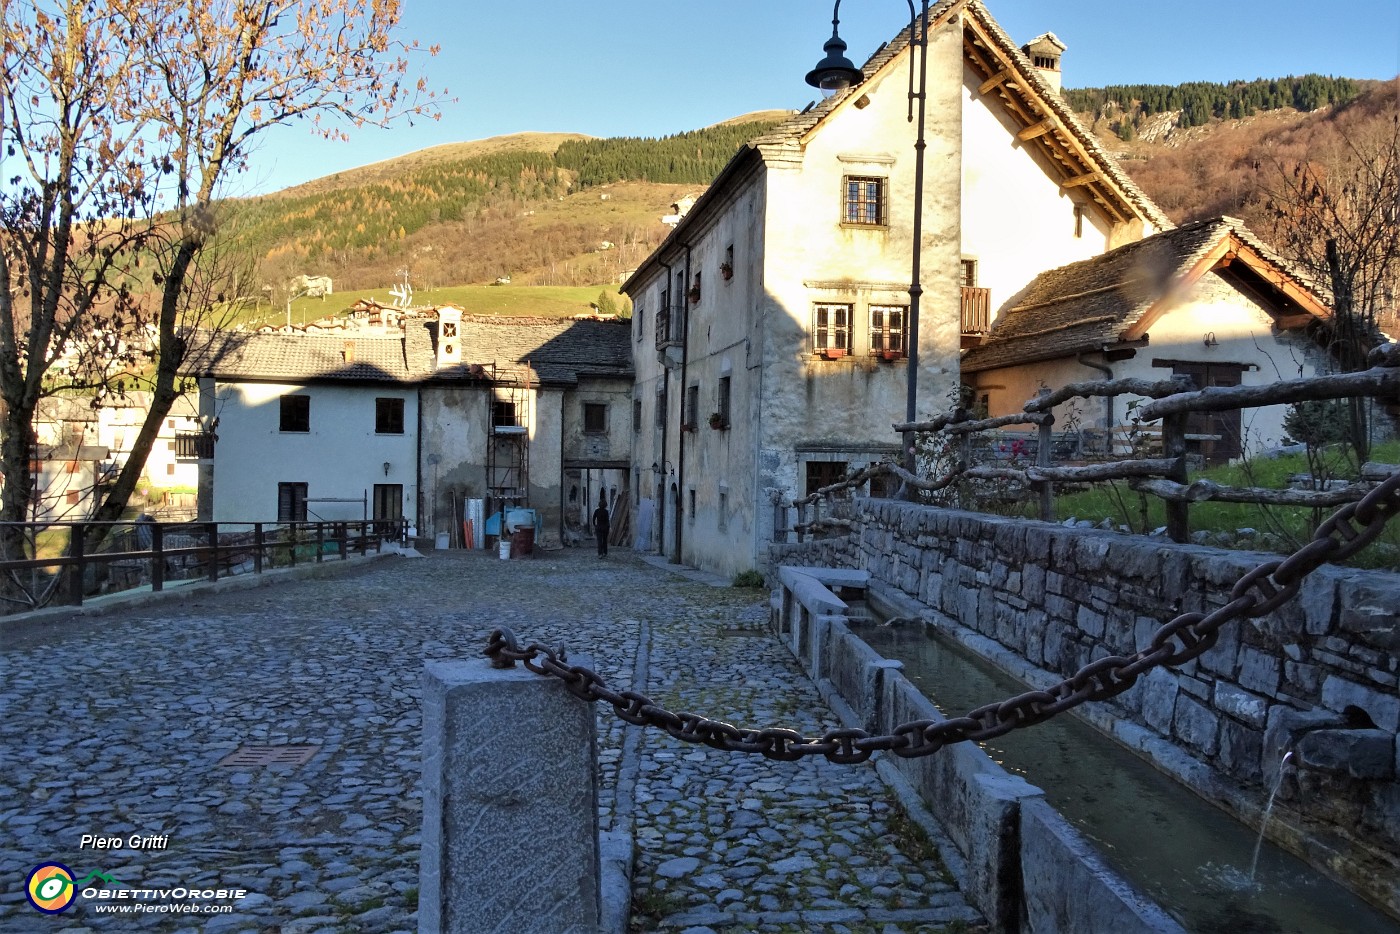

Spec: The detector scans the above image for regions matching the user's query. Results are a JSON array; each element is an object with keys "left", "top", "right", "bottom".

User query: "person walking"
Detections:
[{"left": 592, "top": 494, "right": 611, "bottom": 558}]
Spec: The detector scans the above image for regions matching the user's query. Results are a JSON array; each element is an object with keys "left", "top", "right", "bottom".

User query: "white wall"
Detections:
[{"left": 210, "top": 381, "right": 417, "bottom": 523}]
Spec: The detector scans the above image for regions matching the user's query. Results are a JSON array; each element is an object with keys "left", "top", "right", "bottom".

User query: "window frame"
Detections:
[
  {"left": 278, "top": 482, "right": 308, "bottom": 522},
  {"left": 812, "top": 303, "right": 852, "bottom": 354},
  {"left": 583, "top": 402, "right": 608, "bottom": 434},
  {"left": 869, "top": 305, "right": 908, "bottom": 356},
  {"left": 842, "top": 175, "right": 887, "bottom": 227},
  {"left": 279, "top": 394, "right": 310, "bottom": 433},
  {"left": 805, "top": 460, "right": 849, "bottom": 496},
  {"left": 375, "top": 397, "right": 405, "bottom": 435},
  {"left": 684, "top": 385, "right": 699, "bottom": 430},
  {"left": 716, "top": 376, "right": 732, "bottom": 429}
]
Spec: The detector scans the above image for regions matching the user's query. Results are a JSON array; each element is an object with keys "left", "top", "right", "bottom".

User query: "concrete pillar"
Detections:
[{"left": 421, "top": 658, "right": 600, "bottom": 934}]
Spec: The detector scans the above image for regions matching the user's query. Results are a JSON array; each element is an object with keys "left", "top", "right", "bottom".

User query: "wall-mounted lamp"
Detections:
[
  {"left": 383, "top": 461, "right": 391, "bottom": 476},
  {"left": 650, "top": 460, "right": 674, "bottom": 477},
  {"left": 1203, "top": 332, "right": 1219, "bottom": 347}
]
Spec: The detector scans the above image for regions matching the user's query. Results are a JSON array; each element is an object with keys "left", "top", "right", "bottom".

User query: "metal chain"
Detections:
[{"left": 483, "top": 470, "right": 1400, "bottom": 765}]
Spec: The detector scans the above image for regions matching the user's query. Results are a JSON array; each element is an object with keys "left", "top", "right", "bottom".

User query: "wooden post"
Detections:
[
  {"left": 66, "top": 523, "right": 86, "bottom": 606},
  {"left": 315, "top": 522, "right": 325, "bottom": 564},
  {"left": 253, "top": 523, "right": 264, "bottom": 575},
  {"left": 1037, "top": 410, "right": 1055, "bottom": 523},
  {"left": 1162, "top": 412, "right": 1190, "bottom": 543},
  {"left": 151, "top": 523, "right": 165, "bottom": 592},
  {"left": 289, "top": 523, "right": 298, "bottom": 567},
  {"left": 206, "top": 522, "right": 220, "bottom": 582}
]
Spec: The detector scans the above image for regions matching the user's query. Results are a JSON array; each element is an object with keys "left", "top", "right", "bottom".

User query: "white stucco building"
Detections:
[
  {"left": 187, "top": 308, "right": 633, "bottom": 546},
  {"left": 622, "top": 0, "right": 1170, "bottom": 578}
]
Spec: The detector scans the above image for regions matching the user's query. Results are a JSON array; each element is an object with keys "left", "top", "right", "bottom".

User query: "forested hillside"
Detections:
[
  {"left": 1065, "top": 74, "right": 1361, "bottom": 138},
  {"left": 224, "top": 116, "right": 784, "bottom": 296}
]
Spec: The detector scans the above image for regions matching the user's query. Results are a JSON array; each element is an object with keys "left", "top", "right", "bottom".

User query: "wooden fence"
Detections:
[
  {"left": 793, "top": 354, "right": 1400, "bottom": 546},
  {"left": 0, "top": 519, "right": 407, "bottom": 612}
]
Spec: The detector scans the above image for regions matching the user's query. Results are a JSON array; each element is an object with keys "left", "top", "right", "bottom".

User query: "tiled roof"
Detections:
[
  {"left": 188, "top": 331, "right": 416, "bottom": 382},
  {"left": 185, "top": 313, "right": 633, "bottom": 386},
  {"left": 960, "top": 217, "right": 1323, "bottom": 373}
]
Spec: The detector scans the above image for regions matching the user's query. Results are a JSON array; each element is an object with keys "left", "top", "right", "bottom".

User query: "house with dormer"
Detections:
[
  {"left": 185, "top": 307, "right": 633, "bottom": 547},
  {"left": 622, "top": 0, "right": 1171, "bottom": 577}
]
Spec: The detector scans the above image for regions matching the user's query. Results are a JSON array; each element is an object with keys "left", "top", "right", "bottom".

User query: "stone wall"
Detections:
[{"left": 770, "top": 499, "right": 1400, "bottom": 919}]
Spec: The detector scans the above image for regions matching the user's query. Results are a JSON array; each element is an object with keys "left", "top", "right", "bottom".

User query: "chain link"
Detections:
[{"left": 482, "top": 471, "right": 1400, "bottom": 764}]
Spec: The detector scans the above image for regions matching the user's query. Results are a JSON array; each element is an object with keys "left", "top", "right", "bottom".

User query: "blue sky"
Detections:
[{"left": 239, "top": 0, "right": 1400, "bottom": 196}]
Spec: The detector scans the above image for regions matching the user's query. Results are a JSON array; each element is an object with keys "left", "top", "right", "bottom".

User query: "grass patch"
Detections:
[
  {"left": 731, "top": 569, "right": 765, "bottom": 588},
  {"left": 886, "top": 802, "right": 943, "bottom": 867},
  {"left": 629, "top": 887, "right": 688, "bottom": 928},
  {"left": 984, "top": 440, "right": 1400, "bottom": 568}
]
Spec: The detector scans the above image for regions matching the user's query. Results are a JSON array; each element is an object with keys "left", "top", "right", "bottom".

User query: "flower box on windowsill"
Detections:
[
  {"left": 879, "top": 349, "right": 904, "bottom": 361},
  {"left": 720, "top": 263, "right": 733, "bottom": 281},
  {"left": 822, "top": 347, "right": 847, "bottom": 360},
  {"left": 708, "top": 413, "right": 727, "bottom": 430},
  {"left": 689, "top": 288, "right": 702, "bottom": 304},
  {"left": 681, "top": 423, "right": 697, "bottom": 432}
]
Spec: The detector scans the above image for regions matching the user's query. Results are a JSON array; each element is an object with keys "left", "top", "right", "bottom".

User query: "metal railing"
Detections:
[{"left": 0, "top": 518, "right": 408, "bottom": 612}]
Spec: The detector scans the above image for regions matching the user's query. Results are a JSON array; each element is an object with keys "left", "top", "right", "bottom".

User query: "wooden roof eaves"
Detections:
[
  {"left": 1121, "top": 230, "right": 1332, "bottom": 342},
  {"left": 960, "top": 2, "right": 1171, "bottom": 231}
]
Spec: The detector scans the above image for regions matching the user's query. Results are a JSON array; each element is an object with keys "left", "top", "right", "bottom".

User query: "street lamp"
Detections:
[{"left": 806, "top": 0, "right": 929, "bottom": 490}]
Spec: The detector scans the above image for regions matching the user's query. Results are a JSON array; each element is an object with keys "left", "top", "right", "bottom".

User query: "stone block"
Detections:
[
  {"left": 1173, "top": 695, "right": 1219, "bottom": 756},
  {"left": 1215, "top": 683, "right": 1268, "bottom": 728},
  {"left": 1075, "top": 605, "right": 1106, "bottom": 639},
  {"left": 1019, "top": 799, "right": 1185, "bottom": 934},
  {"left": 1321, "top": 676, "right": 1400, "bottom": 733},
  {"left": 1294, "top": 729, "right": 1396, "bottom": 780},
  {"left": 1140, "top": 668, "right": 1179, "bottom": 735},
  {"left": 421, "top": 658, "right": 600, "bottom": 934},
  {"left": 1340, "top": 604, "right": 1400, "bottom": 652},
  {"left": 1218, "top": 719, "right": 1264, "bottom": 783},
  {"left": 1236, "top": 646, "right": 1282, "bottom": 695}
]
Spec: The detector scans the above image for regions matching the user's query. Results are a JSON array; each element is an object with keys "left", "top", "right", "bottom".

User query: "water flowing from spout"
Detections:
[{"left": 1250, "top": 751, "right": 1294, "bottom": 883}]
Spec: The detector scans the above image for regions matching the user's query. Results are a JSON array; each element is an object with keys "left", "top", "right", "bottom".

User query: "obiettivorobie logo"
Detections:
[{"left": 25, "top": 861, "right": 249, "bottom": 916}]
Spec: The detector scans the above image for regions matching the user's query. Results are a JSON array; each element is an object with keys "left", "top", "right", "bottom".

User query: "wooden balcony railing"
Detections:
[
  {"left": 654, "top": 303, "right": 686, "bottom": 351},
  {"left": 961, "top": 286, "right": 991, "bottom": 338}
]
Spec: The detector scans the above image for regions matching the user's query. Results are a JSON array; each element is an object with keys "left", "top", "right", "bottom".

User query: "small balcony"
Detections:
[
  {"left": 655, "top": 303, "right": 686, "bottom": 352},
  {"left": 961, "top": 287, "right": 991, "bottom": 349},
  {"left": 174, "top": 431, "right": 214, "bottom": 460}
]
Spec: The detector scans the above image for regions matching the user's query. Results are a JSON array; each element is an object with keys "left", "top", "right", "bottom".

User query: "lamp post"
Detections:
[{"left": 807, "top": 0, "right": 930, "bottom": 490}]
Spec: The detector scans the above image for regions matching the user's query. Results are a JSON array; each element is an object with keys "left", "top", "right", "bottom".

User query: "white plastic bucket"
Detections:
[
  {"left": 435, "top": 531, "right": 450, "bottom": 550},
  {"left": 498, "top": 540, "right": 511, "bottom": 560}
]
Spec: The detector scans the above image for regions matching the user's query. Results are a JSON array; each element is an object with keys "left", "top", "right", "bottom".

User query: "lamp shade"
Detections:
[{"left": 805, "top": 33, "right": 863, "bottom": 94}]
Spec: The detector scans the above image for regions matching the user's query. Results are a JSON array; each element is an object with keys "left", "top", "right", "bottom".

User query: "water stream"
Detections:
[{"left": 855, "top": 621, "right": 1400, "bottom": 934}]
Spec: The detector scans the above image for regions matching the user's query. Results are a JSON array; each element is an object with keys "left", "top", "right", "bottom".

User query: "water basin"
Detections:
[{"left": 855, "top": 621, "right": 1400, "bottom": 934}]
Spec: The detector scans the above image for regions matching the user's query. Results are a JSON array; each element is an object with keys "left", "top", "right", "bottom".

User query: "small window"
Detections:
[
  {"left": 868, "top": 461, "right": 897, "bottom": 499},
  {"left": 442, "top": 321, "right": 457, "bottom": 338},
  {"left": 167, "top": 441, "right": 176, "bottom": 451},
  {"left": 633, "top": 399, "right": 642, "bottom": 431},
  {"left": 813, "top": 304, "right": 851, "bottom": 353},
  {"left": 870, "top": 306, "right": 907, "bottom": 356},
  {"left": 843, "top": 176, "right": 886, "bottom": 226},
  {"left": 376, "top": 397, "right": 405, "bottom": 434},
  {"left": 278, "top": 482, "right": 308, "bottom": 522},
  {"left": 718, "top": 490, "right": 728, "bottom": 530},
  {"left": 584, "top": 402, "right": 607, "bottom": 433},
  {"left": 493, "top": 399, "right": 518, "bottom": 428},
  {"left": 688, "top": 488, "right": 696, "bottom": 520},
  {"left": 722, "top": 244, "right": 734, "bottom": 281},
  {"left": 657, "top": 385, "right": 668, "bottom": 432},
  {"left": 635, "top": 305, "right": 644, "bottom": 341},
  {"left": 685, "top": 385, "right": 699, "bottom": 430},
  {"left": 717, "top": 376, "right": 731, "bottom": 428},
  {"left": 166, "top": 462, "right": 175, "bottom": 476},
  {"left": 280, "top": 395, "right": 310, "bottom": 433},
  {"left": 806, "top": 460, "right": 848, "bottom": 496},
  {"left": 66, "top": 491, "right": 80, "bottom": 505},
  {"left": 167, "top": 419, "right": 176, "bottom": 430},
  {"left": 960, "top": 259, "right": 978, "bottom": 288}
]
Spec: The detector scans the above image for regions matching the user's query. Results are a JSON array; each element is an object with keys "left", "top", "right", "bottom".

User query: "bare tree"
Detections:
[
  {"left": 1, "top": 0, "right": 441, "bottom": 599},
  {"left": 1263, "top": 99, "right": 1400, "bottom": 460}
]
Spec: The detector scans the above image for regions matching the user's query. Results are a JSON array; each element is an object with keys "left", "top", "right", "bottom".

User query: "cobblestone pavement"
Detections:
[{"left": 0, "top": 550, "right": 983, "bottom": 933}]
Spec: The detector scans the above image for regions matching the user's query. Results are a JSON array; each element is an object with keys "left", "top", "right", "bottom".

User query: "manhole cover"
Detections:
[{"left": 218, "top": 744, "right": 320, "bottom": 768}]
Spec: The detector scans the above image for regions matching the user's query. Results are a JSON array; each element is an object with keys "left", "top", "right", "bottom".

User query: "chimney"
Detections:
[
  {"left": 1021, "top": 33, "right": 1066, "bottom": 93},
  {"left": 436, "top": 305, "right": 462, "bottom": 369}
]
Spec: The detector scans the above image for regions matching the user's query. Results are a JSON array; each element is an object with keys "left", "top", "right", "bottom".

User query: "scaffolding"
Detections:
[{"left": 486, "top": 363, "right": 531, "bottom": 515}]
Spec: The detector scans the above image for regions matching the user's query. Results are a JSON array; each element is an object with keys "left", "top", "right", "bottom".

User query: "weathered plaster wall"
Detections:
[
  {"left": 419, "top": 385, "right": 491, "bottom": 537},
  {"left": 959, "top": 62, "right": 1116, "bottom": 317},
  {"left": 771, "top": 501, "right": 1400, "bottom": 916},
  {"left": 210, "top": 380, "right": 417, "bottom": 523},
  {"left": 753, "top": 13, "right": 966, "bottom": 560}
]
